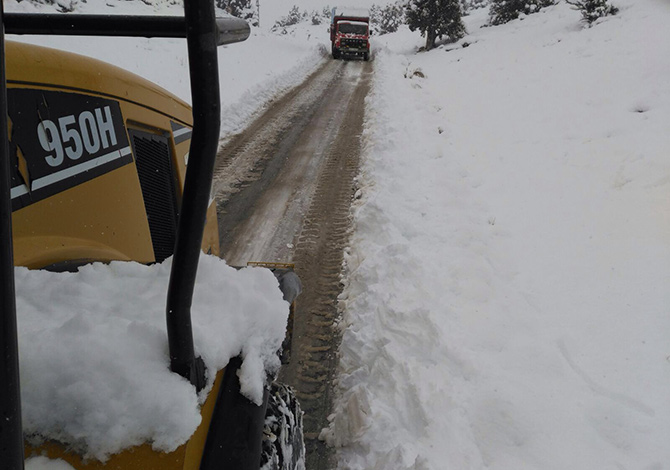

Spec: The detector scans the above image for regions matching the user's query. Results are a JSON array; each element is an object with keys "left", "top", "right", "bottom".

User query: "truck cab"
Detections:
[{"left": 329, "top": 7, "right": 370, "bottom": 61}]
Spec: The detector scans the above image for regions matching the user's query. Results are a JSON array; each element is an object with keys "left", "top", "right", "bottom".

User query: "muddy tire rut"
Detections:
[{"left": 213, "top": 58, "right": 372, "bottom": 469}]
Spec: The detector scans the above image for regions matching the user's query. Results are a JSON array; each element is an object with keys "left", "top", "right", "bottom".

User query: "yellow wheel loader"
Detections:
[{"left": 0, "top": 3, "right": 303, "bottom": 469}]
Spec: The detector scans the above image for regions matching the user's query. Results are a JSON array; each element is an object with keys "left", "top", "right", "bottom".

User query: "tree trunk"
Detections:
[{"left": 425, "top": 29, "right": 436, "bottom": 51}]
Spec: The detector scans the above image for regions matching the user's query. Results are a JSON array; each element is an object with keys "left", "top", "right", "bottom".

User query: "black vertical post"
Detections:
[
  {"left": 165, "top": 0, "right": 220, "bottom": 390},
  {"left": 0, "top": 3, "right": 25, "bottom": 469}
]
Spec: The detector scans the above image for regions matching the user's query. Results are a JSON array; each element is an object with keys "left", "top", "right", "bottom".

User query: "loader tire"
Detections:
[{"left": 261, "top": 382, "right": 305, "bottom": 470}]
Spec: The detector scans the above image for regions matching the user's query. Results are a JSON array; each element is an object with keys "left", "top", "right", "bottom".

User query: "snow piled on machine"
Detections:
[
  {"left": 18, "top": 254, "right": 289, "bottom": 461},
  {"left": 25, "top": 456, "right": 75, "bottom": 470},
  {"left": 324, "top": 1, "right": 670, "bottom": 469}
]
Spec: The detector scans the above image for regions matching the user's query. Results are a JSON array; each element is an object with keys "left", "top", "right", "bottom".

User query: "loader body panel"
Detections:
[
  {"left": 5, "top": 41, "right": 219, "bottom": 270},
  {"left": 1, "top": 13, "right": 301, "bottom": 470}
]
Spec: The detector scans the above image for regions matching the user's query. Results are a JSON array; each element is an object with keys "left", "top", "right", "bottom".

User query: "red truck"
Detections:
[{"left": 329, "top": 7, "right": 370, "bottom": 61}]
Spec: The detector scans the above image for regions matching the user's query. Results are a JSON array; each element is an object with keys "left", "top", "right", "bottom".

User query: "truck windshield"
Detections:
[{"left": 338, "top": 23, "right": 367, "bottom": 35}]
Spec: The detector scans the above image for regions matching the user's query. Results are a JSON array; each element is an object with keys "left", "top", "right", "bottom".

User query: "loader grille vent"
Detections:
[{"left": 130, "top": 131, "right": 178, "bottom": 263}]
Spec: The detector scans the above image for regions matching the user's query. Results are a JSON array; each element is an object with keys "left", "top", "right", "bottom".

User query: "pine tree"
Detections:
[
  {"left": 566, "top": 0, "right": 618, "bottom": 25},
  {"left": 272, "top": 6, "right": 308, "bottom": 33},
  {"left": 406, "top": 0, "right": 466, "bottom": 51},
  {"left": 216, "top": 0, "right": 258, "bottom": 26},
  {"left": 371, "top": 2, "right": 405, "bottom": 35},
  {"left": 460, "top": 0, "right": 489, "bottom": 15},
  {"left": 488, "top": 0, "right": 555, "bottom": 26}
]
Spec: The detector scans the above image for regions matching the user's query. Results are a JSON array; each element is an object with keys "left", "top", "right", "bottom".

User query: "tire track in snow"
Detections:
[{"left": 213, "top": 58, "right": 373, "bottom": 468}]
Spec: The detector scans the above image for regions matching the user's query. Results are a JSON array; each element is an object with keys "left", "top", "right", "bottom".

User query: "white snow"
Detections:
[
  {"left": 25, "top": 456, "right": 76, "bottom": 470},
  {"left": 5, "top": 0, "right": 670, "bottom": 468},
  {"left": 18, "top": 255, "right": 289, "bottom": 460},
  {"left": 332, "top": 7, "right": 371, "bottom": 19},
  {"left": 6, "top": 1, "right": 326, "bottom": 138},
  {"left": 326, "top": 2, "right": 670, "bottom": 469},
  {"left": 268, "top": 2, "right": 375, "bottom": 26}
]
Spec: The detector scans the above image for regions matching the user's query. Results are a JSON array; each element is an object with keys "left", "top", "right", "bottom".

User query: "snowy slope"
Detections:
[{"left": 325, "top": 2, "right": 670, "bottom": 469}]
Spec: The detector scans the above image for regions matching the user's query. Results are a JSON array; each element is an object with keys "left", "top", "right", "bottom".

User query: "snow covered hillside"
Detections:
[
  {"left": 325, "top": 1, "right": 670, "bottom": 469},
  {"left": 5, "top": 0, "right": 670, "bottom": 469}
]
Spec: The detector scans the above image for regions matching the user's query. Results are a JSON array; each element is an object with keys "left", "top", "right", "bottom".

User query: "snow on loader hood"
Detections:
[{"left": 17, "top": 253, "right": 290, "bottom": 461}]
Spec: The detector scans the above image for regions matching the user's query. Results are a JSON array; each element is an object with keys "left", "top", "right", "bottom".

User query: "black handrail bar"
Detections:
[
  {"left": 165, "top": 0, "right": 222, "bottom": 392},
  {"left": 3, "top": 13, "right": 249, "bottom": 45},
  {"left": 0, "top": 2, "right": 24, "bottom": 469},
  {"left": 0, "top": 3, "right": 247, "bottom": 466}
]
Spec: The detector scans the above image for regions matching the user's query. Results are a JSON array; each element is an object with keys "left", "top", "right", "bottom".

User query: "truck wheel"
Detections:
[
  {"left": 363, "top": 52, "right": 369, "bottom": 61},
  {"left": 332, "top": 48, "right": 340, "bottom": 60},
  {"left": 261, "top": 382, "right": 305, "bottom": 470}
]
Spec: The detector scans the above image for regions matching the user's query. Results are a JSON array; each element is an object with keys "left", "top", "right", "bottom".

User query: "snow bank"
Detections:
[
  {"left": 327, "top": 1, "right": 670, "bottom": 469},
  {"left": 218, "top": 27, "right": 328, "bottom": 137},
  {"left": 18, "top": 254, "right": 289, "bottom": 461}
]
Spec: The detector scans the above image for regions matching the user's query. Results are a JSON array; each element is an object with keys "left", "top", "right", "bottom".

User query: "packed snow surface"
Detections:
[{"left": 6, "top": 0, "right": 670, "bottom": 468}]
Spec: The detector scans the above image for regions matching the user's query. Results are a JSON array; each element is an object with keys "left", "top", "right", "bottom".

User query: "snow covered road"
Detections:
[
  {"left": 214, "top": 57, "right": 372, "bottom": 468},
  {"left": 214, "top": 59, "right": 369, "bottom": 267}
]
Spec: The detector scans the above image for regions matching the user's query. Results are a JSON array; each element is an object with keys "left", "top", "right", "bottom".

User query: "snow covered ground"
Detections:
[
  {"left": 5, "top": 0, "right": 670, "bottom": 469},
  {"left": 325, "top": 2, "right": 670, "bottom": 469}
]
